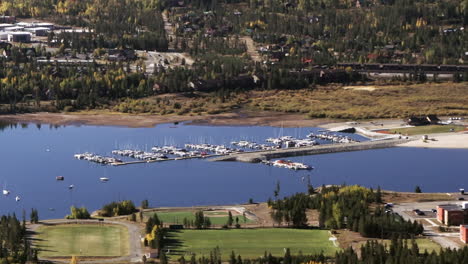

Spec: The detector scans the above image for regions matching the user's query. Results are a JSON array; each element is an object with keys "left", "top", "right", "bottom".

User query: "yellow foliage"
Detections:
[
  {"left": 302, "top": 261, "right": 322, "bottom": 264},
  {"left": 70, "top": 255, "right": 79, "bottom": 264},
  {"left": 416, "top": 18, "right": 427, "bottom": 28}
]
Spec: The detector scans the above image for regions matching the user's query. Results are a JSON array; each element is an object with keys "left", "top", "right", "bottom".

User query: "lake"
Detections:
[{"left": 0, "top": 122, "right": 467, "bottom": 219}]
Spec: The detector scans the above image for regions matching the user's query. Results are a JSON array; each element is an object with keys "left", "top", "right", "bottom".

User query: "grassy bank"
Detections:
[
  {"left": 36, "top": 224, "right": 129, "bottom": 257},
  {"left": 388, "top": 125, "right": 466, "bottom": 135},
  {"left": 247, "top": 83, "right": 468, "bottom": 119},
  {"left": 166, "top": 228, "right": 337, "bottom": 259}
]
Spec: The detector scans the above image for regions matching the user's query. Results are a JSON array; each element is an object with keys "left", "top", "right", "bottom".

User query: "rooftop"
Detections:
[{"left": 438, "top": 204, "right": 463, "bottom": 211}]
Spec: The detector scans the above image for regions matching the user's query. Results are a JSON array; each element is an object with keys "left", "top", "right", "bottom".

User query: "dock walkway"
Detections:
[{"left": 209, "top": 138, "right": 410, "bottom": 163}]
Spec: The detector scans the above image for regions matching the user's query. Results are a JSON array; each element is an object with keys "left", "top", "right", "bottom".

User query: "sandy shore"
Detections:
[
  {"left": 399, "top": 132, "right": 468, "bottom": 149},
  {"left": 0, "top": 111, "right": 334, "bottom": 128}
]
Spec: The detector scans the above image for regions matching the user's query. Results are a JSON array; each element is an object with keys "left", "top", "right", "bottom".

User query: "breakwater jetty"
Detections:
[{"left": 210, "top": 138, "right": 409, "bottom": 163}]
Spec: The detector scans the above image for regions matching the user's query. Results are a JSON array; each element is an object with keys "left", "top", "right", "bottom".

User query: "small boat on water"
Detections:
[
  {"left": 56, "top": 176, "right": 64, "bottom": 181},
  {"left": 68, "top": 184, "right": 74, "bottom": 190},
  {"left": 15, "top": 196, "right": 20, "bottom": 202},
  {"left": 3, "top": 189, "right": 10, "bottom": 196},
  {"left": 272, "top": 160, "right": 313, "bottom": 171},
  {"left": 100, "top": 177, "right": 109, "bottom": 182}
]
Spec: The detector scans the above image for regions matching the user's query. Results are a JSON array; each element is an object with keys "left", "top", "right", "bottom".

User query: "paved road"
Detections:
[
  {"left": 392, "top": 201, "right": 462, "bottom": 250},
  {"left": 29, "top": 219, "right": 144, "bottom": 263}
]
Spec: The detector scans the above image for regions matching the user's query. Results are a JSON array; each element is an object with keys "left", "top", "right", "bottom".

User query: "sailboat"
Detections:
[{"left": 15, "top": 196, "right": 20, "bottom": 202}]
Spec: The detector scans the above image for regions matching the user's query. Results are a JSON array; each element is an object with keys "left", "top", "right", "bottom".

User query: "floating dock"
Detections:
[{"left": 110, "top": 154, "right": 221, "bottom": 166}]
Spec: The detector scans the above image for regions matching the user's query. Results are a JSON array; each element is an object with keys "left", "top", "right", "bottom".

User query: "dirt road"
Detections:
[{"left": 241, "top": 36, "right": 262, "bottom": 63}]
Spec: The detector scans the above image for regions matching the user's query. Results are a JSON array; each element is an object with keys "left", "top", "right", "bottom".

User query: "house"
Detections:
[
  {"left": 0, "top": 23, "right": 14, "bottom": 30},
  {"left": 107, "top": 49, "right": 136, "bottom": 61},
  {"left": 0, "top": 16, "right": 15, "bottom": 23},
  {"left": 407, "top": 117, "right": 430, "bottom": 126},
  {"left": 152, "top": 83, "right": 168, "bottom": 94},
  {"left": 407, "top": 115, "right": 440, "bottom": 126},
  {"left": 425, "top": 115, "right": 440, "bottom": 124},
  {"left": 437, "top": 204, "right": 468, "bottom": 226},
  {"left": 461, "top": 225, "right": 468, "bottom": 243},
  {"left": 7, "top": 32, "right": 32, "bottom": 43},
  {"left": 25, "top": 27, "right": 50, "bottom": 36}
]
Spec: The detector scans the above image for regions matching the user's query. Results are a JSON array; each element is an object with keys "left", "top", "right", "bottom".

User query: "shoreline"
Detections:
[
  {"left": 1, "top": 111, "right": 467, "bottom": 149},
  {"left": 0, "top": 111, "right": 335, "bottom": 128}
]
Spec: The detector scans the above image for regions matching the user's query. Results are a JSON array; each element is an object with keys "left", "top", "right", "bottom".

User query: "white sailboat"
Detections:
[{"left": 15, "top": 196, "right": 20, "bottom": 202}]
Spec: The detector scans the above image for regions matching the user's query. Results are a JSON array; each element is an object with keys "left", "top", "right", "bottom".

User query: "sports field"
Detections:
[
  {"left": 166, "top": 228, "right": 337, "bottom": 259},
  {"left": 145, "top": 211, "right": 255, "bottom": 225},
  {"left": 36, "top": 224, "right": 129, "bottom": 257}
]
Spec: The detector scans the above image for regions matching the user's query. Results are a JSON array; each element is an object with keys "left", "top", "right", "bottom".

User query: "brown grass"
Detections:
[
  {"left": 246, "top": 83, "right": 468, "bottom": 119},
  {"left": 382, "top": 191, "right": 454, "bottom": 204}
]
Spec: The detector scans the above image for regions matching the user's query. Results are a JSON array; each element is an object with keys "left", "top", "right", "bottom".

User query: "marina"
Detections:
[
  {"left": 72, "top": 130, "right": 379, "bottom": 167},
  {"left": 0, "top": 122, "right": 467, "bottom": 219}
]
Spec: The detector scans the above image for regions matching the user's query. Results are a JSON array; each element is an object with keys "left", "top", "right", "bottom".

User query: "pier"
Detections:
[
  {"left": 209, "top": 138, "right": 410, "bottom": 163},
  {"left": 110, "top": 154, "right": 221, "bottom": 166}
]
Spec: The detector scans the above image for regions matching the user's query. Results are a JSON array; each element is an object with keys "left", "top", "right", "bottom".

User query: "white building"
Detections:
[{"left": 0, "top": 23, "right": 14, "bottom": 30}]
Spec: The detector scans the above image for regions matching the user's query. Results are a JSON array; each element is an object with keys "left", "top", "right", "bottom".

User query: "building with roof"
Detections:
[
  {"left": 7, "top": 32, "right": 31, "bottom": 43},
  {"left": 0, "top": 23, "right": 14, "bottom": 30},
  {"left": 25, "top": 27, "right": 50, "bottom": 36},
  {"left": 437, "top": 203, "right": 468, "bottom": 226},
  {"left": 461, "top": 225, "right": 468, "bottom": 243}
]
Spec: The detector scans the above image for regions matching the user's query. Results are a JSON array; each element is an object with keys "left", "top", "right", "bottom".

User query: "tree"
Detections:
[
  {"left": 415, "top": 186, "right": 422, "bottom": 193},
  {"left": 274, "top": 180, "right": 281, "bottom": 199},
  {"left": 376, "top": 186, "right": 383, "bottom": 203},
  {"left": 160, "top": 251, "right": 168, "bottom": 264},
  {"left": 227, "top": 211, "right": 234, "bottom": 227},
  {"left": 141, "top": 199, "right": 149, "bottom": 209}
]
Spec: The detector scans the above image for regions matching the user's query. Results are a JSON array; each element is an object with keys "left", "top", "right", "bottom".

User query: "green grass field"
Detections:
[
  {"left": 166, "top": 228, "right": 337, "bottom": 259},
  {"left": 36, "top": 224, "right": 129, "bottom": 257},
  {"left": 389, "top": 125, "right": 465, "bottom": 135},
  {"left": 145, "top": 211, "right": 255, "bottom": 225},
  {"left": 357, "top": 238, "right": 441, "bottom": 253}
]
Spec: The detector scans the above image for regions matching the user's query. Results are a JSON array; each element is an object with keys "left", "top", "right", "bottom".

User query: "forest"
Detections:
[
  {"left": 269, "top": 185, "right": 424, "bottom": 239},
  {"left": 0, "top": 214, "right": 38, "bottom": 264},
  {"left": 0, "top": 0, "right": 467, "bottom": 114}
]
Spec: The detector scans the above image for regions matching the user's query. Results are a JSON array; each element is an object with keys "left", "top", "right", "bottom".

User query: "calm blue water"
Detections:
[{"left": 0, "top": 122, "right": 467, "bottom": 219}]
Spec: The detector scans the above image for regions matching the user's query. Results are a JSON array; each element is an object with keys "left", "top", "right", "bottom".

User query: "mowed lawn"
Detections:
[
  {"left": 390, "top": 125, "right": 466, "bottom": 135},
  {"left": 36, "top": 224, "right": 129, "bottom": 257},
  {"left": 167, "top": 228, "right": 337, "bottom": 259},
  {"left": 145, "top": 211, "right": 255, "bottom": 225}
]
